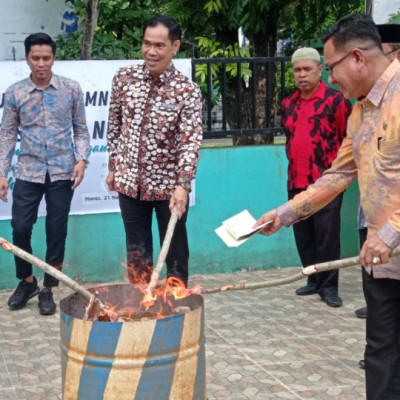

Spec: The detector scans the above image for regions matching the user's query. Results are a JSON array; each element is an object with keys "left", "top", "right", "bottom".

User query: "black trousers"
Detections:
[
  {"left": 289, "top": 189, "right": 343, "bottom": 297},
  {"left": 365, "top": 273, "right": 400, "bottom": 399},
  {"left": 118, "top": 193, "right": 189, "bottom": 286},
  {"left": 11, "top": 175, "right": 74, "bottom": 287}
]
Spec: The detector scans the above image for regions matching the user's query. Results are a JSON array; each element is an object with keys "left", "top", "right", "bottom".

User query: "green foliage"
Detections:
[
  {"left": 55, "top": 0, "right": 367, "bottom": 64},
  {"left": 388, "top": 9, "right": 400, "bottom": 24},
  {"left": 56, "top": 29, "right": 142, "bottom": 60},
  {"left": 96, "top": 0, "right": 157, "bottom": 38},
  {"left": 276, "top": 62, "right": 295, "bottom": 105},
  {"left": 56, "top": 0, "right": 161, "bottom": 60},
  {"left": 278, "top": 1, "right": 365, "bottom": 52},
  {"left": 56, "top": 32, "right": 82, "bottom": 60},
  {"left": 194, "top": 35, "right": 252, "bottom": 106},
  {"left": 201, "top": 0, "right": 284, "bottom": 45},
  {"left": 204, "top": 0, "right": 222, "bottom": 14}
]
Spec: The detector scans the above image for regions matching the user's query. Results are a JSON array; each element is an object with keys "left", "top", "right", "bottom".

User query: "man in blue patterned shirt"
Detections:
[{"left": 0, "top": 33, "right": 90, "bottom": 315}]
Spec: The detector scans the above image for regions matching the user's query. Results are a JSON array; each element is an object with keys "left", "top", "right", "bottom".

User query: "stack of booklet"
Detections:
[{"left": 215, "top": 209, "right": 272, "bottom": 247}]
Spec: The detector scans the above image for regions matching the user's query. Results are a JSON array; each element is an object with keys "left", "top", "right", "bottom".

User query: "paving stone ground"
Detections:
[{"left": 0, "top": 265, "right": 366, "bottom": 399}]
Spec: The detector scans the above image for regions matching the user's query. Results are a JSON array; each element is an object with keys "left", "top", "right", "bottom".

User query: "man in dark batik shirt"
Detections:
[
  {"left": 281, "top": 47, "right": 352, "bottom": 307},
  {"left": 106, "top": 15, "right": 202, "bottom": 287}
]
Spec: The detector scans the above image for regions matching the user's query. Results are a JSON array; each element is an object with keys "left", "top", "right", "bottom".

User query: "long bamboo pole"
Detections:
[
  {"left": 0, "top": 236, "right": 96, "bottom": 300},
  {"left": 0, "top": 236, "right": 109, "bottom": 319},
  {"left": 145, "top": 206, "right": 179, "bottom": 295},
  {"left": 3, "top": 235, "right": 399, "bottom": 310},
  {"left": 201, "top": 246, "right": 400, "bottom": 294}
]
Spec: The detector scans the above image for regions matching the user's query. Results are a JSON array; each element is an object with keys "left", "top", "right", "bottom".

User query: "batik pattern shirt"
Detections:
[
  {"left": 0, "top": 74, "right": 89, "bottom": 183},
  {"left": 277, "top": 60, "right": 400, "bottom": 279},
  {"left": 281, "top": 81, "right": 352, "bottom": 190},
  {"left": 107, "top": 63, "right": 203, "bottom": 201}
]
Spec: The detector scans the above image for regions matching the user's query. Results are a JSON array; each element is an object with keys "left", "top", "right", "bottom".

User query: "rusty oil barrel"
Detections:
[{"left": 60, "top": 283, "right": 206, "bottom": 400}]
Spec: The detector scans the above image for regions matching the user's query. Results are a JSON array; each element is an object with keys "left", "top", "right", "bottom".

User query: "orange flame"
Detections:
[
  {"left": 97, "top": 258, "right": 203, "bottom": 320},
  {"left": 124, "top": 255, "right": 153, "bottom": 286},
  {"left": 141, "top": 277, "right": 203, "bottom": 311},
  {"left": 141, "top": 290, "right": 158, "bottom": 310}
]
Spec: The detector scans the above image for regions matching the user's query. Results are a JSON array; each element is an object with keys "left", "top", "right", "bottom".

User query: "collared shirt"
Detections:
[
  {"left": 278, "top": 59, "right": 400, "bottom": 279},
  {"left": 281, "top": 81, "right": 352, "bottom": 190},
  {"left": 0, "top": 74, "right": 89, "bottom": 183},
  {"left": 107, "top": 63, "right": 203, "bottom": 201}
]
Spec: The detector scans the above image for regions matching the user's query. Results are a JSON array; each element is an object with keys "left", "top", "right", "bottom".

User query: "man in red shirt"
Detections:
[{"left": 281, "top": 47, "right": 352, "bottom": 307}]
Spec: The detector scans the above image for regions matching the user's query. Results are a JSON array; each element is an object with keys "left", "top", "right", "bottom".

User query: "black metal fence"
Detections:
[
  {"left": 6, "top": 50, "right": 293, "bottom": 141},
  {"left": 192, "top": 56, "right": 292, "bottom": 139}
]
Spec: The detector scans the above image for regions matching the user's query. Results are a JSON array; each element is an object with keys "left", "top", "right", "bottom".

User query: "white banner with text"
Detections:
[
  {"left": 0, "top": 59, "right": 194, "bottom": 220},
  {"left": 0, "top": 0, "right": 77, "bottom": 61}
]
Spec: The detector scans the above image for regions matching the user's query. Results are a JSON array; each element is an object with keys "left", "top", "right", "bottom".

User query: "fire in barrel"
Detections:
[{"left": 60, "top": 283, "right": 206, "bottom": 400}]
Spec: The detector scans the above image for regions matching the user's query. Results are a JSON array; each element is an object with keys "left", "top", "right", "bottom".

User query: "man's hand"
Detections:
[
  {"left": 71, "top": 160, "right": 86, "bottom": 190},
  {"left": 253, "top": 209, "right": 283, "bottom": 236},
  {"left": 169, "top": 186, "right": 188, "bottom": 219},
  {"left": 0, "top": 176, "right": 8, "bottom": 202},
  {"left": 106, "top": 171, "right": 115, "bottom": 191},
  {"left": 360, "top": 233, "right": 392, "bottom": 267}
]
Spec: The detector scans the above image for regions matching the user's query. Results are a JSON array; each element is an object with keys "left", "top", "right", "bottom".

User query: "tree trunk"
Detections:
[
  {"left": 80, "top": 0, "right": 100, "bottom": 60},
  {"left": 231, "top": 14, "right": 279, "bottom": 146}
]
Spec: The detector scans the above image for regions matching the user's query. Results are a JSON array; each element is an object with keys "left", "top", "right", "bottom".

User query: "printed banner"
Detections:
[
  {"left": 0, "top": 0, "right": 78, "bottom": 61},
  {"left": 0, "top": 59, "right": 194, "bottom": 220}
]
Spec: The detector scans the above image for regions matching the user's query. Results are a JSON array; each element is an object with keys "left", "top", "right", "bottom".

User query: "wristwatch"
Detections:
[{"left": 179, "top": 181, "right": 192, "bottom": 192}]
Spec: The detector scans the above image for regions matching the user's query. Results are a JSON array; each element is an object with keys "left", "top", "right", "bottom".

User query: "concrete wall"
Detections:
[{"left": 0, "top": 145, "right": 359, "bottom": 289}]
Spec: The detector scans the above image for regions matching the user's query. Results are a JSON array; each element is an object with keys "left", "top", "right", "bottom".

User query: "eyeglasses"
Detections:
[
  {"left": 325, "top": 52, "right": 352, "bottom": 76},
  {"left": 325, "top": 48, "right": 369, "bottom": 76},
  {"left": 384, "top": 47, "right": 399, "bottom": 57}
]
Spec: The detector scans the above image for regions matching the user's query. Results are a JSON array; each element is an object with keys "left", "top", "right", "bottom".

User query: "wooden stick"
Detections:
[
  {"left": 202, "top": 246, "right": 400, "bottom": 294},
  {"left": 146, "top": 206, "right": 179, "bottom": 294},
  {"left": 82, "top": 291, "right": 101, "bottom": 320},
  {"left": 0, "top": 236, "right": 95, "bottom": 300},
  {"left": 0, "top": 236, "right": 106, "bottom": 319}
]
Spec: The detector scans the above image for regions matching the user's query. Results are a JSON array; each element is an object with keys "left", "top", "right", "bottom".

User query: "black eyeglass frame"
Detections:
[
  {"left": 384, "top": 47, "right": 400, "bottom": 57},
  {"left": 325, "top": 47, "right": 370, "bottom": 76}
]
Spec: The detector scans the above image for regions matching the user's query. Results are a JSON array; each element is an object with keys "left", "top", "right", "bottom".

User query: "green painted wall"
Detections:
[{"left": 0, "top": 145, "right": 359, "bottom": 289}]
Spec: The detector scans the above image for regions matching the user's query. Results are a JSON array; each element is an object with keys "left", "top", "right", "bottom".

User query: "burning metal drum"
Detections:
[{"left": 60, "top": 283, "right": 206, "bottom": 400}]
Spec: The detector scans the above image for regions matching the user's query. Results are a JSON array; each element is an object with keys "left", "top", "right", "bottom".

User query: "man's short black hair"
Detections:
[
  {"left": 24, "top": 32, "right": 57, "bottom": 56},
  {"left": 143, "top": 15, "right": 181, "bottom": 43},
  {"left": 321, "top": 13, "right": 382, "bottom": 52}
]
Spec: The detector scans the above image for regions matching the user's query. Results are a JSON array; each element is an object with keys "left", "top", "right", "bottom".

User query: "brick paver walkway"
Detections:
[{"left": 0, "top": 264, "right": 366, "bottom": 399}]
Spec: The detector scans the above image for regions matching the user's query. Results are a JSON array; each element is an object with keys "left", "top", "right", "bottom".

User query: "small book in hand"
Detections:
[{"left": 215, "top": 209, "right": 272, "bottom": 247}]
